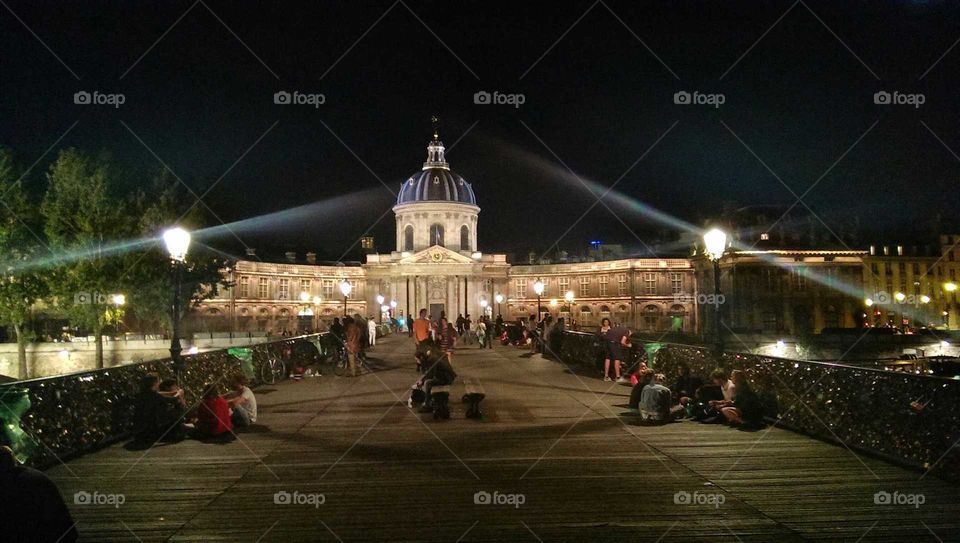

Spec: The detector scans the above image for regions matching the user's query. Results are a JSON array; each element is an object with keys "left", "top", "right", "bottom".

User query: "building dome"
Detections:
[{"left": 396, "top": 131, "right": 477, "bottom": 206}]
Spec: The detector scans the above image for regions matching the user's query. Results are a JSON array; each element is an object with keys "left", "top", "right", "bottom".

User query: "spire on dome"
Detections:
[{"left": 423, "top": 115, "right": 449, "bottom": 170}]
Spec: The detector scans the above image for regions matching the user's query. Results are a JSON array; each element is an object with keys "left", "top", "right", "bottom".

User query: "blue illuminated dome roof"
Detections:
[{"left": 396, "top": 131, "right": 477, "bottom": 206}]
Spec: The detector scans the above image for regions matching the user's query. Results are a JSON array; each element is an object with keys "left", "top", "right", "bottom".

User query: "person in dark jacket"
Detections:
[
  {"left": 0, "top": 446, "right": 78, "bottom": 543},
  {"left": 719, "top": 370, "right": 764, "bottom": 427},
  {"left": 417, "top": 345, "right": 457, "bottom": 412},
  {"left": 132, "top": 373, "right": 185, "bottom": 446}
]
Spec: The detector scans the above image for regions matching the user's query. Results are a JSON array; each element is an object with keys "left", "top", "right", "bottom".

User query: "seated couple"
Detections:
[
  {"left": 412, "top": 345, "right": 457, "bottom": 412},
  {"left": 131, "top": 374, "right": 257, "bottom": 447},
  {"left": 689, "top": 369, "right": 763, "bottom": 428}
]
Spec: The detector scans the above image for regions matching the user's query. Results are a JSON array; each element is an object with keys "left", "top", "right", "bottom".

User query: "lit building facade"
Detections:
[{"left": 196, "top": 129, "right": 960, "bottom": 336}]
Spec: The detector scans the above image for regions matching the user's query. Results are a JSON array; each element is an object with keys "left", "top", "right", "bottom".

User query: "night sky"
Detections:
[{"left": 2, "top": 0, "right": 959, "bottom": 261}]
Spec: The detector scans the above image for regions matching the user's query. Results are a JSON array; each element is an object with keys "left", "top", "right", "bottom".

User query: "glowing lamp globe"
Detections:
[
  {"left": 163, "top": 227, "right": 191, "bottom": 262},
  {"left": 703, "top": 228, "right": 727, "bottom": 261}
]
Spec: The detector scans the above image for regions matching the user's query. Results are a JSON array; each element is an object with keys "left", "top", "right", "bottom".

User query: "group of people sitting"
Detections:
[
  {"left": 624, "top": 366, "right": 763, "bottom": 429},
  {"left": 131, "top": 372, "right": 258, "bottom": 448}
]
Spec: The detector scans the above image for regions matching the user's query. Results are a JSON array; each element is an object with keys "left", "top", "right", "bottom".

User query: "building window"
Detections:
[
  {"left": 300, "top": 279, "right": 311, "bottom": 296},
  {"left": 598, "top": 276, "right": 609, "bottom": 296},
  {"left": 258, "top": 277, "right": 269, "bottom": 299},
  {"left": 643, "top": 273, "right": 657, "bottom": 295},
  {"left": 578, "top": 276, "right": 590, "bottom": 296},
  {"left": 870, "top": 263, "right": 879, "bottom": 276},
  {"left": 404, "top": 225, "right": 414, "bottom": 251},
  {"left": 670, "top": 273, "right": 683, "bottom": 294},
  {"left": 515, "top": 278, "right": 526, "bottom": 298},
  {"left": 239, "top": 276, "right": 249, "bottom": 298},
  {"left": 430, "top": 224, "right": 444, "bottom": 246},
  {"left": 794, "top": 268, "right": 805, "bottom": 291},
  {"left": 278, "top": 278, "right": 290, "bottom": 300},
  {"left": 617, "top": 274, "right": 627, "bottom": 296},
  {"left": 360, "top": 236, "right": 375, "bottom": 250},
  {"left": 559, "top": 277, "right": 570, "bottom": 294},
  {"left": 323, "top": 280, "right": 334, "bottom": 298},
  {"left": 460, "top": 225, "right": 470, "bottom": 251},
  {"left": 643, "top": 304, "right": 661, "bottom": 330}
]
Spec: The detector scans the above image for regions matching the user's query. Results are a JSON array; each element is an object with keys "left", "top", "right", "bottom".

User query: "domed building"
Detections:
[
  {"left": 393, "top": 129, "right": 479, "bottom": 253},
  {"left": 366, "top": 127, "right": 510, "bottom": 322},
  {"left": 198, "top": 122, "right": 703, "bottom": 336}
]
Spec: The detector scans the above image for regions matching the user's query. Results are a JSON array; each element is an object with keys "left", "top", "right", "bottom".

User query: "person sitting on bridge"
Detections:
[
  {"left": 0, "top": 445, "right": 78, "bottom": 543},
  {"left": 417, "top": 346, "right": 457, "bottom": 413},
  {"left": 626, "top": 368, "right": 655, "bottom": 413},
  {"left": 132, "top": 373, "right": 186, "bottom": 446},
  {"left": 718, "top": 370, "right": 764, "bottom": 428},
  {"left": 225, "top": 375, "right": 257, "bottom": 428},
  {"left": 193, "top": 383, "right": 234, "bottom": 439},
  {"left": 639, "top": 373, "right": 684, "bottom": 423}
]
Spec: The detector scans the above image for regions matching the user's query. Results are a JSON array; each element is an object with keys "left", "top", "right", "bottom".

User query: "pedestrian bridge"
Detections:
[{"left": 15, "top": 335, "right": 960, "bottom": 541}]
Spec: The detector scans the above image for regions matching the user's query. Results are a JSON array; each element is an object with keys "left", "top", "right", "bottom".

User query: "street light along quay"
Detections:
[
  {"left": 376, "top": 294, "right": 385, "bottom": 323},
  {"left": 533, "top": 278, "right": 545, "bottom": 320},
  {"left": 339, "top": 280, "right": 352, "bottom": 316},
  {"left": 163, "top": 227, "right": 191, "bottom": 377},
  {"left": 703, "top": 227, "right": 727, "bottom": 353},
  {"left": 494, "top": 293, "right": 503, "bottom": 317},
  {"left": 564, "top": 290, "right": 574, "bottom": 322}
]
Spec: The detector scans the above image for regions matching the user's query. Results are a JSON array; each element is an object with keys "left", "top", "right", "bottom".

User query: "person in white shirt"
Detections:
[
  {"left": 367, "top": 317, "right": 378, "bottom": 346},
  {"left": 226, "top": 375, "right": 257, "bottom": 427}
]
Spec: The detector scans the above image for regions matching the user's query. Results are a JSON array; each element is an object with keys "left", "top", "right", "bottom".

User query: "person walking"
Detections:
[
  {"left": 456, "top": 314, "right": 465, "bottom": 336},
  {"left": 439, "top": 316, "right": 459, "bottom": 363},
  {"left": 367, "top": 316, "right": 377, "bottom": 347},
  {"left": 463, "top": 314, "right": 473, "bottom": 345},
  {"left": 406, "top": 314, "right": 414, "bottom": 337}
]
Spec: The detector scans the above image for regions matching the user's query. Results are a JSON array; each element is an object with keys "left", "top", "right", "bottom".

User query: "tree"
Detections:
[
  {"left": 0, "top": 148, "right": 50, "bottom": 379},
  {"left": 41, "top": 149, "right": 133, "bottom": 369},
  {"left": 127, "top": 171, "right": 231, "bottom": 336}
]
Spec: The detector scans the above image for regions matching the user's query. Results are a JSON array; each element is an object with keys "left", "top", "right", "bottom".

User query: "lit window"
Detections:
[
  {"left": 598, "top": 276, "right": 609, "bottom": 296},
  {"left": 579, "top": 276, "right": 590, "bottom": 296},
  {"left": 278, "top": 278, "right": 290, "bottom": 300},
  {"left": 515, "top": 278, "right": 526, "bottom": 298}
]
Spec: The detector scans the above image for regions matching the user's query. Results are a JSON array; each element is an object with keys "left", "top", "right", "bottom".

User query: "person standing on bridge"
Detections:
[
  {"left": 367, "top": 316, "right": 378, "bottom": 347},
  {"left": 344, "top": 317, "right": 362, "bottom": 377},
  {"left": 605, "top": 323, "right": 632, "bottom": 383}
]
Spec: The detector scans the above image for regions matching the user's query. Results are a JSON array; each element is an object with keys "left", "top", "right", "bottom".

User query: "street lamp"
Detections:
[
  {"left": 480, "top": 298, "right": 488, "bottom": 317},
  {"left": 312, "top": 295, "right": 321, "bottom": 331},
  {"left": 163, "top": 227, "right": 191, "bottom": 377},
  {"left": 339, "top": 279, "right": 352, "bottom": 316},
  {"left": 533, "top": 278, "right": 545, "bottom": 321},
  {"left": 494, "top": 293, "right": 503, "bottom": 317},
  {"left": 703, "top": 227, "right": 727, "bottom": 353},
  {"left": 376, "top": 294, "right": 385, "bottom": 323}
]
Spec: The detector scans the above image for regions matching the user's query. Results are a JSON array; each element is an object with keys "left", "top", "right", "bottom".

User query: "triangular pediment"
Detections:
[{"left": 399, "top": 245, "right": 475, "bottom": 264}]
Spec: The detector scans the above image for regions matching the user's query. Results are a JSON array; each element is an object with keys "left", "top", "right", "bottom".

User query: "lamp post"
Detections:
[
  {"left": 339, "top": 280, "right": 352, "bottom": 317},
  {"left": 312, "top": 295, "right": 321, "bottom": 331},
  {"left": 376, "top": 294, "right": 385, "bottom": 323},
  {"left": 163, "top": 227, "right": 191, "bottom": 378},
  {"left": 703, "top": 228, "right": 727, "bottom": 353},
  {"left": 480, "top": 298, "right": 488, "bottom": 318},
  {"left": 494, "top": 293, "right": 503, "bottom": 318},
  {"left": 533, "top": 278, "right": 545, "bottom": 321},
  {"left": 564, "top": 290, "right": 575, "bottom": 322}
]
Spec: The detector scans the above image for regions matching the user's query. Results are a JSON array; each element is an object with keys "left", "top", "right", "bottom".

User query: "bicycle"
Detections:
[{"left": 259, "top": 354, "right": 287, "bottom": 385}]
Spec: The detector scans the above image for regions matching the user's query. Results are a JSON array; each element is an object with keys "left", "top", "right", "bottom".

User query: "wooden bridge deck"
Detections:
[{"left": 47, "top": 335, "right": 960, "bottom": 542}]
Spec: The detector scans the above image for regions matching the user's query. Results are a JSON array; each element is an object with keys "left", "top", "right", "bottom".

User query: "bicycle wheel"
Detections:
[{"left": 260, "top": 358, "right": 279, "bottom": 385}]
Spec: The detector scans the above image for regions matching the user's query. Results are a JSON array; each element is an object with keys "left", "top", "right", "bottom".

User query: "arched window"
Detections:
[
  {"left": 430, "top": 224, "right": 444, "bottom": 246},
  {"left": 460, "top": 225, "right": 470, "bottom": 251},
  {"left": 404, "top": 225, "right": 414, "bottom": 251}
]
